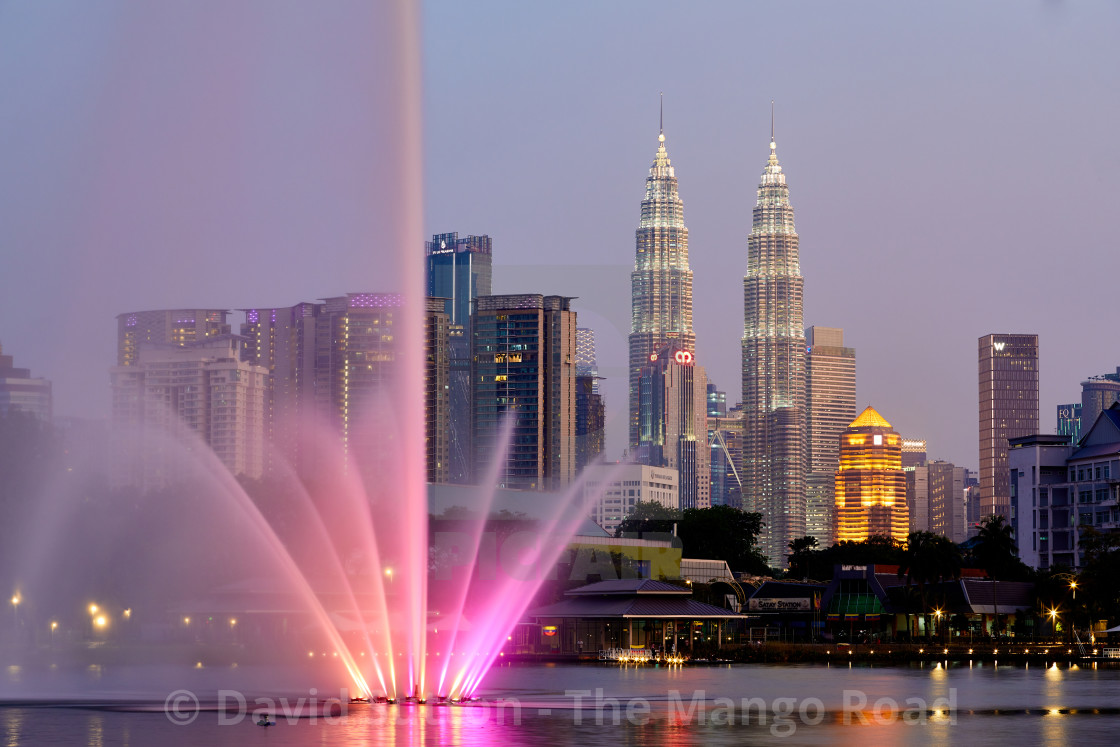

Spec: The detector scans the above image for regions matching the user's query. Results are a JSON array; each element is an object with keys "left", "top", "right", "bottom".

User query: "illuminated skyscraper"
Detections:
[
  {"left": 117, "top": 309, "right": 231, "bottom": 366},
  {"left": 742, "top": 115, "right": 806, "bottom": 566},
  {"left": 978, "top": 333, "right": 1039, "bottom": 519},
  {"left": 805, "top": 327, "right": 855, "bottom": 545},
  {"left": 834, "top": 406, "right": 908, "bottom": 543},
  {"left": 629, "top": 107, "right": 695, "bottom": 449}
]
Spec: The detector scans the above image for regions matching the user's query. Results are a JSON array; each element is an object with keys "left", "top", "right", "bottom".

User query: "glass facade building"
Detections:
[
  {"left": 805, "top": 327, "right": 856, "bottom": 545},
  {"left": 742, "top": 129, "right": 807, "bottom": 567},
  {"left": 978, "top": 333, "right": 1039, "bottom": 520},
  {"left": 629, "top": 125, "right": 695, "bottom": 450}
]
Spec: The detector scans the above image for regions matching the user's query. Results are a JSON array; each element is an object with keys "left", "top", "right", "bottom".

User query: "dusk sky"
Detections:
[{"left": 1, "top": 1, "right": 1118, "bottom": 469}]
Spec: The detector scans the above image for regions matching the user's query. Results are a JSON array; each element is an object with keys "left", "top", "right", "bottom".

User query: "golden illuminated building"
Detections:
[{"left": 834, "top": 406, "right": 909, "bottom": 543}]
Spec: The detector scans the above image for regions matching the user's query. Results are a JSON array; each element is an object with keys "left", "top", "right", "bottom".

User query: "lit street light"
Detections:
[
  {"left": 10, "top": 594, "right": 19, "bottom": 627},
  {"left": 385, "top": 568, "right": 393, "bottom": 584}
]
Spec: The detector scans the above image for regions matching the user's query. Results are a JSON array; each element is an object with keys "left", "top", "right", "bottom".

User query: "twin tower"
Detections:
[{"left": 628, "top": 109, "right": 806, "bottom": 567}]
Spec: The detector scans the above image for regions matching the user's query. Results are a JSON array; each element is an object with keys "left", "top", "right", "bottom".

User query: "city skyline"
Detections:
[{"left": 1, "top": 3, "right": 1119, "bottom": 474}]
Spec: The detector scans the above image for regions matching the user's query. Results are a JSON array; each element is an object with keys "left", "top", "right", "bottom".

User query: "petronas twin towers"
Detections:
[{"left": 628, "top": 106, "right": 806, "bottom": 567}]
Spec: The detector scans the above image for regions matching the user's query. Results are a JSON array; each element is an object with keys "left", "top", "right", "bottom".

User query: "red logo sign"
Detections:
[{"left": 674, "top": 350, "right": 693, "bottom": 365}]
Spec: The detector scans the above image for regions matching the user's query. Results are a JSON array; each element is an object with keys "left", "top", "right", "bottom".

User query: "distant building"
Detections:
[
  {"left": 706, "top": 384, "right": 726, "bottom": 418},
  {"left": 805, "top": 327, "right": 856, "bottom": 546},
  {"left": 575, "top": 374, "right": 605, "bottom": 473},
  {"left": 426, "top": 232, "right": 493, "bottom": 484},
  {"left": 901, "top": 439, "right": 927, "bottom": 470},
  {"left": 929, "top": 461, "right": 967, "bottom": 543},
  {"left": 0, "top": 342, "right": 52, "bottom": 423},
  {"left": 708, "top": 405, "right": 743, "bottom": 509},
  {"left": 835, "top": 407, "right": 908, "bottom": 543},
  {"left": 576, "top": 328, "right": 599, "bottom": 393},
  {"left": 905, "top": 467, "right": 930, "bottom": 533},
  {"left": 1057, "top": 403, "right": 1083, "bottom": 446},
  {"left": 978, "top": 333, "right": 1039, "bottom": 520},
  {"left": 110, "top": 335, "right": 267, "bottom": 486},
  {"left": 585, "top": 463, "right": 679, "bottom": 536},
  {"left": 636, "top": 342, "right": 709, "bottom": 509},
  {"left": 1080, "top": 369, "right": 1120, "bottom": 437},
  {"left": 472, "top": 294, "right": 576, "bottom": 491},
  {"left": 117, "top": 309, "right": 230, "bottom": 367}
]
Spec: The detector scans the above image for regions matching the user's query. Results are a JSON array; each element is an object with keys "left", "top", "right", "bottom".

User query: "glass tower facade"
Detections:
[
  {"left": 805, "top": 327, "right": 856, "bottom": 545},
  {"left": 978, "top": 333, "right": 1039, "bottom": 520},
  {"left": 629, "top": 126, "right": 695, "bottom": 449},
  {"left": 742, "top": 130, "right": 806, "bottom": 567}
]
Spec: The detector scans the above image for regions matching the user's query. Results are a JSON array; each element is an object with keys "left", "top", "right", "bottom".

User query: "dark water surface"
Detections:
[{"left": 4, "top": 660, "right": 1120, "bottom": 745}]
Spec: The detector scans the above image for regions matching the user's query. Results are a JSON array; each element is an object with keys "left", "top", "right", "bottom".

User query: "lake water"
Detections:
[{"left": 3, "top": 660, "right": 1120, "bottom": 745}]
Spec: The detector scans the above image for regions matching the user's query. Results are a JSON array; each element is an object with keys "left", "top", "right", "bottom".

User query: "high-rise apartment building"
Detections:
[
  {"left": 0, "top": 342, "right": 52, "bottom": 423},
  {"left": 929, "top": 461, "right": 967, "bottom": 543},
  {"left": 575, "top": 374, "right": 605, "bottom": 473},
  {"left": 636, "top": 342, "right": 709, "bottom": 509},
  {"left": 576, "top": 328, "right": 599, "bottom": 394},
  {"left": 834, "top": 407, "right": 908, "bottom": 543},
  {"left": 423, "top": 298, "right": 451, "bottom": 484},
  {"left": 905, "top": 466, "right": 930, "bottom": 532},
  {"left": 742, "top": 122, "right": 806, "bottom": 566},
  {"left": 117, "top": 309, "right": 231, "bottom": 366},
  {"left": 629, "top": 118, "right": 695, "bottom": 450},
  {"left": 472, "top": 294, "right": 576, "bottom": 491},
  {"left": 978, "top": 334, "right": 1039, "bottom": 519},
  {"left": 426, "top": 232, "right": 493, "bottom": 484},
  {"left": 110, "top": 335, "right": 267, "bottom": 487},
  {"left": 805, "top": 327, "right": 856, "bottom": 545}
]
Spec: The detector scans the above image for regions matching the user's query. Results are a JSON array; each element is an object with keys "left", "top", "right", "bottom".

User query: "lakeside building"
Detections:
[
  {"left": 979, "top": 333, "right": 1039, "bottom": 519},
  {"left": 742, "top": 122, "right": 807, "bottom": 567},
  {"left": 834, "top": 407, "right": 909, "bottom": 543},
  {"left": 117, "top": 309, "right": 231, "bottom": 367}
]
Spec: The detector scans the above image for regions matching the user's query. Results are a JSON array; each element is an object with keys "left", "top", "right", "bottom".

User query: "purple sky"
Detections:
[{"left": 2, "top": 2, "right": 1118, "bottom": 469}]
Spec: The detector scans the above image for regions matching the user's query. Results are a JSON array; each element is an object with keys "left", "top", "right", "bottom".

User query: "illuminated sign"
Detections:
[
  {"left": 993, "top": 341, "right": 1006, "bottom": 352},
  {"left": 650, "top": 353, "right": 658, "bottom": 362},
  {"left": 748, "top": 598, "right": 811, "bottom": 612},
  {"left": 542, "top": 626, "right": 558, "bottom": 637},
  {"left": 674, "top": 350, "right": 693, "bottom": 366}
]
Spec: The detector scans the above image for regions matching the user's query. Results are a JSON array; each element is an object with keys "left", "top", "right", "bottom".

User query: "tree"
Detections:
[
  {"left": 677, "top": 506, "right": 769, "bottom": 575},
  {"left": 971, "top": 514, "right": 1020, "bottom": 637},
  {"left": 787, "top": 536, "right": 819, "bottom": 580},
  {"left": 613, "top": 500, "right": 679, "bottom": 537},
  {"left": 898, "top": 531, "right": 961, "bottom": 640}
]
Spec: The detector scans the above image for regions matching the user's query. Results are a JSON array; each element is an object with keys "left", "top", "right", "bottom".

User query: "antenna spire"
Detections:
[
  {"left": 660, "top": 92, "right": 664, "bottom": 135},
  {"left": 770, "top": 99, "right": 775, "bottom": 143}
]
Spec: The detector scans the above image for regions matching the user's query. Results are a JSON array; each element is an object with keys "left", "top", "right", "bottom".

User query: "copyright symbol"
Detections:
[{"left": 164, "top": 689, "right": 200, "bottom": 725}]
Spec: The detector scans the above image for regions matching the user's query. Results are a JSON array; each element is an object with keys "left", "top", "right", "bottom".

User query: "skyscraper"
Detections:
[
  {"left": 117, "top": 309, "right": 231, "bottom": 366},
  {"left": 1080, "top": 368, "right": 1120, "bottom": 435},
  {"left": 576, "top": 328, "right": 599, "bottom": 393},
  {"left": 742, "top": 116, "right": 806, "bottom": 567},
  {"left": 901, "top": 439, "right": 928, "bottom": 470},
  {"left": 426, "top": 233, "right": 493, "bottom": 484},
  {"left": 629, "top": 111, "right": 695, "bottom": 450},
  {"left": 834, "top": 407, "right": 908, "bottom": 543},
  {"left": 0, "top": 342, "right": 52, "bottom": 423},
  {"left": 636, "top": 342, "right": 709, "bottom": 509},
  {"left": 978, "top": 333, "right": 1039, "bottom": 519},
  {"left": 472, "top": 294, "right": 576, "bottom": 491},
  {"left": 805, "top": 327, "right": 856, "bottom": 545}
]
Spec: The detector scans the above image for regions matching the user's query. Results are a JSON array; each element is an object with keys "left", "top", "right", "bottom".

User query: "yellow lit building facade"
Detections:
[{"left": 835, "top": 406, "right": 909, "bottom": 543}]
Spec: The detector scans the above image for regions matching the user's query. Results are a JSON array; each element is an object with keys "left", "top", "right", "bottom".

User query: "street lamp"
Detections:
[
  {"left": 1069, "top": 581, "right": 1077, "bottom": 601},
  {"left": 1048, "top": 608, "right": 1059, "bottom": 641},
  {"left": 934, "top": 608, "right": 943, "bottom": 643},
  {"left": 385, "top": 568, "right": 393, "bottom": 585},
  {"left": 10, "top": 594, "right": 19, "bottom": 627}
]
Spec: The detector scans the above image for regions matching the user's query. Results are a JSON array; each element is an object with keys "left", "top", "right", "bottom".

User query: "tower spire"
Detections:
[
  {"left": 659, "top": 92, "right": 664, "bottom": 142},
  {"left": 770, "top": 99, "right": 775, "bottom": 150}
]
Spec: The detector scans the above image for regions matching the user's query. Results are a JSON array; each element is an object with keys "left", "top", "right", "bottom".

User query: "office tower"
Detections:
[
  {"left": 978, "top": 334, "right": 1039, "bottom": 519},
  {"left": 472, "top": 294, "right": 576, "bottom": 491},
  {"left": 426, "top": 232, "right": 493, "bottom": 483},
  {"left": 1057, "top": 403, "right": 1083, "bottom": 446},
  {"left": 575, "top": 374, "right": 605, "bottom": 473},
  {"left": 929, "top": 461, "right": 968, "bottom": 543},
  {"left": 423, "top": 298, "right": 451, "bottom": 484},
  {"left": 629, "top": 115, "right": 695, "bottom": 450},
  {"left": 905, "top": 467, "right": 930, "bottom": 532},
  {"left": 240, "top": 303, "right": 322, "bottom": 474},
  {"left": 117, "top": 309, "right": 231, "bottom": 366},
  {"left": 709, "top": 405, "right": 743, "bottom": 509},
  {"left": 1081, "top": 368, "right": 1120, "bottom": 435},
  {"left": 834, "top": 407, "right": 908, "bottom": 543},
  {"left": 0, "top": 342, "right": 52, "bottom": 422},
  {"left": 110, "top": 335, "right": 267, "bottom": 487},
  {"left": 901, "top": 439, "right": 927, "bottom": 470},
  {"left": 576, "top": 328, "right": 600, "bottom": 393},
  {"left": 585, "top": 463, "right": 679, "bottom": 536},
  {"left": 742, "top": 118, "right": 806, "bottom": 566},
  {"left": 805, "top": 327, "right": 856, "bottom": 545},
  {"left": 707, "top": 384, "right": 727, "bottom": 417},
  {"left": 636, "top": 342, "right": 709, "bottom": 509}
]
